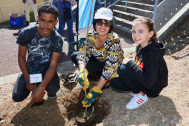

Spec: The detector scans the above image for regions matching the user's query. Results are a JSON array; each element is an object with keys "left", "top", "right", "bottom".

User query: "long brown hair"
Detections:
[{"left": 133, "top": 17, "right": 158, "bottom": 41}]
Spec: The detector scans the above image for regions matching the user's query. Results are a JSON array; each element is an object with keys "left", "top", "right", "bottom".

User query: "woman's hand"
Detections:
[{"left": 78, "top": 69, "right": 90, "bottom": 90}]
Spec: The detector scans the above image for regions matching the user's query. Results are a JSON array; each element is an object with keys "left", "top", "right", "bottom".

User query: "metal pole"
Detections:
[
  {"left": 152, "top": 0, "right": 159, "bottom": 22},
  {"left": 125, "top": 0, "right": 127, "bottom": 11},
  {"left": 107, "top": 0, "right": 121, "bottom": 9},
  {"left": 83, "top": 0, "right": 94, "bottom": 119},
  {"left": 76, "top": 0, "right": 79, "bottom": 50},
  {"left": 104, "top": 0, "right": 106, "bottom": 7}
]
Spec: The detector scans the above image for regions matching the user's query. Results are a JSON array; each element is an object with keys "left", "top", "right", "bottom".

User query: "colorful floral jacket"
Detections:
[{"left": 76, "top": 33, "right": 124, "bottom": 80}]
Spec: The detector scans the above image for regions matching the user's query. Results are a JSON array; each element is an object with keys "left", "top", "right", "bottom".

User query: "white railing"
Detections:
[
  {"left": 95, "top": 0, "right": 189, "bottom": 41},
  {"left": 107, "top": 0, "right": 122, "bottom": 9},
  {"left": 155, "top": 0, "right": 189, "bottom": 39}
]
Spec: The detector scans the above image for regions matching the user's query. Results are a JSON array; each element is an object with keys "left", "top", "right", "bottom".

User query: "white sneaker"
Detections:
[{"left": 126, "top": 94, "right": 148, "bottom": 109}]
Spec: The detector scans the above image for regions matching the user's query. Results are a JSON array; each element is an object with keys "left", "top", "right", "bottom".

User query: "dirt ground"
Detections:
[{"left": 0, "top": 16, "right": 189, "bottom": 126}]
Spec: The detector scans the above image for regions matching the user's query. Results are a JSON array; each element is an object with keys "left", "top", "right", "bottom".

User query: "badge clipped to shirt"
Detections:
[{"left": 29, "top": 74, "right": 42, "bottom": 84}]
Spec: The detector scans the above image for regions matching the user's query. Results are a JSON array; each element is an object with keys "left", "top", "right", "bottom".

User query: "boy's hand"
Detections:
[
  {"left": 26, "top": 83, "right": 35, "bottom": 91},
  {"left": 30, "top": 84, "right": 45, "bottom": 104},
  {"left": 78, "top": 69, "right": 90, "bottom": 90},
  {"left": 82, "top": 86, "right": 102, "bottom": 107}
]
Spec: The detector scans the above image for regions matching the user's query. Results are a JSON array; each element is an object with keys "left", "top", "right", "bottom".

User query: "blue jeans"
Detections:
[
  {"left": 110, "top": 64, "right": 161, "bottom": 97},
  {"left": 95, "top": 0, "right": 102, "bottom": 12},
  {"left": 58, "top": 8, "right": 75, "bottom": 53},
  {"left": 52, "top": 0, "right": 58, "bottom": 8},
  {"left": 12, "top": 73, "right": 60, "bottom": 102},
  {"left": 58, "top": 8, "right": 74, "bottom": 42}
]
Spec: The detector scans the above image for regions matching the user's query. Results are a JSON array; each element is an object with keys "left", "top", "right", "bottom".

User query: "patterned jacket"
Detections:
[{"left": 77, "top": 33, "right": 124, "bottom": 80}]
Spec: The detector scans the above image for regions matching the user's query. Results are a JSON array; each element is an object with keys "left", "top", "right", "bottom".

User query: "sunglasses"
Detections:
[{"left": 96, "top": 20, "right": 111, "bottom": 27}]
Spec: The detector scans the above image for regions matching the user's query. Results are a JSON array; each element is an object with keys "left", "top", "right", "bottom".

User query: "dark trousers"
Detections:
[
  {"left": 71, "top": 52, "right": 105, "bottom": 79},
  {"left": 110, "top": 64, "right": 161, "bottom": 98},
  {"left": 12, "top": 72, "right": 60, "bottom": 102}
]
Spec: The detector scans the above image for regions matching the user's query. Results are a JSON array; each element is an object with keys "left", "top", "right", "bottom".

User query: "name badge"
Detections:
[{"left": 29, "top": 74, "right": 42, "bottom": 84}]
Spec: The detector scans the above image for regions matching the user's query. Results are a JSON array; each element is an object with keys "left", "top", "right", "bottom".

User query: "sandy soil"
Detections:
[{"left": 0, "top": 17, "right": 189, "bottom": 126}]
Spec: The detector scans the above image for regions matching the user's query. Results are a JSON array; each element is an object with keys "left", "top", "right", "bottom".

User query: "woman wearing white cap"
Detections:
[{"left": 71, "top": 8, "right": 124, "bottom": 107}]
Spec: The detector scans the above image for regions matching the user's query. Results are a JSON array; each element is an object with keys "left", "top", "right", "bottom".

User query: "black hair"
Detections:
[
  {"left": 133, "top": 17, "right": 158, "bottom": 41},
  {"left": 38, "top": 4, "right": 58, "bottom": 19},
  {"left": 93, "top": 18, "right": 114, "bottom": 33}
]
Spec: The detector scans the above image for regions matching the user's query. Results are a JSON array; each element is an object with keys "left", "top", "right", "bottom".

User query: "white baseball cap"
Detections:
[{"left": 94, "top": 7, "right": 113, "bottom": 20}]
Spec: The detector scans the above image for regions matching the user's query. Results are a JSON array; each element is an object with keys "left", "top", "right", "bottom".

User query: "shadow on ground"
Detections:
[
  {"left": 102, "top": 89, "right": 182, "bottom": 126},
  {"left": 123, "top": 95, "right": 182, "bottom": 126},
  {"left": 11, "top": 100, "right": 66, "bottom": 126}
]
